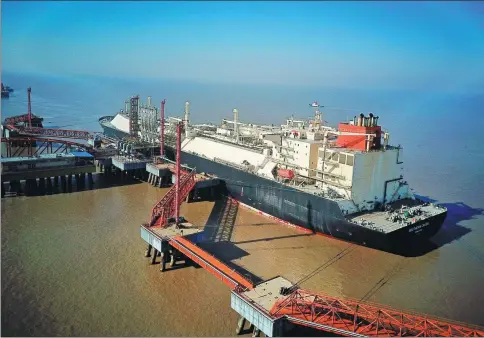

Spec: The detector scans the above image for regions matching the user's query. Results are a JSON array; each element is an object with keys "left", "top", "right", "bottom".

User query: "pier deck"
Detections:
[
  {"left": 1, "top": 152, "right": 96, "bottom": 182},
  {"left": 111, "top": 155, "right": 151, "bottom": 171}
]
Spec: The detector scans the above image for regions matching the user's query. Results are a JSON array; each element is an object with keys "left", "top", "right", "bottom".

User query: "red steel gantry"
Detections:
[
  {"left": 268, "top": 287, "right": 484, "bottom": 337},
  {"left": 148, "top": 121, "right": 197, "bottom": 227}
]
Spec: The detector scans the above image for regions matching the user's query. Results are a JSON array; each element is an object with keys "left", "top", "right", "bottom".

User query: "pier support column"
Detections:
[
  {"left": 252, "top": 327, "right": 260, "bottom": 337},
  {"left": 236, "top": 316, "right": 247, "bottom": 335},
  {"left": 54, "top": 176, "right": 59, "bottom": 187},
  {"left": 145, "top": 244, "right": 152, "bottom": 257},
  {"left": 151, "top": 249, "right": 158, "bottom": 265},
  {"left": 1, "top": 182, "right": 5, "bottom": 198},
  {"left": 158, "top": 176, "right": 163, "bottom": 188},
  {"left": 160, "top": 252, "right": 167, "bottom": 272},
  {"left": 148, "top": 173, "right": 153, "bottom": 184},
  {"left": 88, "top": 173, "right": 94, "bottom": 188},
  {"left": 80, "top": 173, "right": 86, "bottom": 188},
  {"left": 9, "top": 180, "right": 19, "bottom": 194},
  {"left": 61, "top": 176, "right": 67, "bottom": 192},
  {"left": 8, "top": 181, "right": 15, "bottom": 195},
  {"left": 27, "top": 179, "right": 38, "bottom": 196},
  {"left": 67, "top": 175, "right": 73, "bottom": 192},
  {"left": 38, "top": 178, "right": 46, "bottom": 195},
  {"left": 75, "top": 174, "right": 80, "bottom": 189},
  {"left": 169, "top": 250, "right": 176, "bottom": 268},
  {"left": 46, "top": 177, "right": 53, "bottom": 195}
]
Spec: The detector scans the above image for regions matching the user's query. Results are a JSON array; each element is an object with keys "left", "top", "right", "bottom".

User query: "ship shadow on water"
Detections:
[
  {"left": 196, "top": 196, "right": 264, "bottom": 285},
  {"left": 390, "top": 195, "right": 482, "bottom": 257}
]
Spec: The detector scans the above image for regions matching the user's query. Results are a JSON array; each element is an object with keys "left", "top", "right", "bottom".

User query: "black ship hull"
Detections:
[{"left": 163, "top": 146, "right": 447, "bottom": 255}]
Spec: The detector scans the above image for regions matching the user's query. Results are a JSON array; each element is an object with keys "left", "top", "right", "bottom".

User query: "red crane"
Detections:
[{"left": 175, "top": 121, "right": 181, "bottom": 227}]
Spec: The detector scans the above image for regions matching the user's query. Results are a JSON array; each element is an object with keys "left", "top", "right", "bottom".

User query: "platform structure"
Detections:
[
  {"left": 140, "top": 223, "right": 254, "bottom": 289},
  {"left": 231, "top": 276, "right": 484, "bottom": 337},
  {"left": 1, "top": 152, "right": 96, "bottom": 182},
  {"left": 111, "top": 155, "right": 151, "bottom": 171},
  {"left": 1, "top": 152, "right": 96, "bottom": 197},
  {"left": 146, "top": 157, "right": 221, "bottom": 189},
  {"left": 146, "top": 160, "right": 175, "bottom": 187}
]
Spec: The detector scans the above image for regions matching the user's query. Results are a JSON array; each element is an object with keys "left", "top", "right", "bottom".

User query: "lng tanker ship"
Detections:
[{"left": 100, "top": 97, "right": 447, "bottom": 253}]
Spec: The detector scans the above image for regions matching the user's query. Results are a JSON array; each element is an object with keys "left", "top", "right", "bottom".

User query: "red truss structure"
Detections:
[
  {"left": 149, "top": 169, "right": 196, "bottom": 227},
  {"left": 1, "top": 137, "right": 92, "bottom": 157},
  {"left": 4, "top": 114, "right": 40, "bottom": 125},
  {"left": 269, "top": 288, "right": 484, "bottom": 337},
  {"left": 15, "top": 126, "right": 92, "bottom": 140}
]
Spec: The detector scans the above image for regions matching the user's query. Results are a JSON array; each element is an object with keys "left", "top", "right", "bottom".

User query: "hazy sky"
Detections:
[{"left": 2, "top": 1, "right": 483, "bottom": 91}]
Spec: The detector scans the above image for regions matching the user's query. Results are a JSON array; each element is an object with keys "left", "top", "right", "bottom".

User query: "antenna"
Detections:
[
  {"left": 27, "top": 87, "right": 32, "bottom": 127},
  {"left": 160, "top": 99, "right": 166, "bottom": 157}
]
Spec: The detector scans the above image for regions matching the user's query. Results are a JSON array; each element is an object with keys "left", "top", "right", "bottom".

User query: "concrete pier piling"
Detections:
[
  {"left": 145, "top": 244, "right": 152, "bottom": 257},
  {"left": 26, "top": 179, "right": 38, "bottom": 196},
  {"left": 80, "top": 173, "right": 86, "bottom": 188},
  {"left": 169, "top": 250, "right": 176, "bottom": 267},
  {"left": 151, "top": 249, "right": 158, "bottom": 265},
  {"left": 46, "top": 177, "right": 53, "bottom": 195},
  {"left": 160, "top": 252, "right": 167, "bottom": 272},
  {"left": 67, "top": 175, "right": 73, "bottom": 192},
  {"left": 61, "top": 176, "right": 67, "bottom": 192},
  {"left": 38, "top": 178, "right": 46, "bottom": 195},
  {"left": 1, "top": 182, "right": 5, "bottom": 198},
  {"left": 236, "top": 316, "right": 246, "bottom": 335},
  {"left": 87, "top": 173, "right": 94, "bottom": 188},
  {"left": 9, "top": 180, "right": 19, "bottom": 194}
]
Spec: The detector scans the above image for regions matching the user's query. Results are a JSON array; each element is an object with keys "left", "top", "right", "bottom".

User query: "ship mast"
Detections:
[{"left": 309, "top": 101, "right": 324, "bottom": 130}]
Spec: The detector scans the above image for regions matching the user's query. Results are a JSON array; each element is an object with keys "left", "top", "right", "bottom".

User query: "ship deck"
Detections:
[{"left": 349, "top": 199, "right": 447, "bottom": 234}]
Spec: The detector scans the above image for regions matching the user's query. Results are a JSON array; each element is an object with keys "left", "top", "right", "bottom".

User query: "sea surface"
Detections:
[{"left": 1, "top": 72, "right": 484, "bottom": 336}]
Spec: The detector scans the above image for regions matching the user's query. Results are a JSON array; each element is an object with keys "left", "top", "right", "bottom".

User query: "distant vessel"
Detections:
[
  {"left": 98, "top": 114, "right": 131, "bottom": 139},
  {"left": 1, "top": 83, "right": 11, "bottom": 98},
  {"left": 101, "top": 97, "right": 448, "bottom": 254}
]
